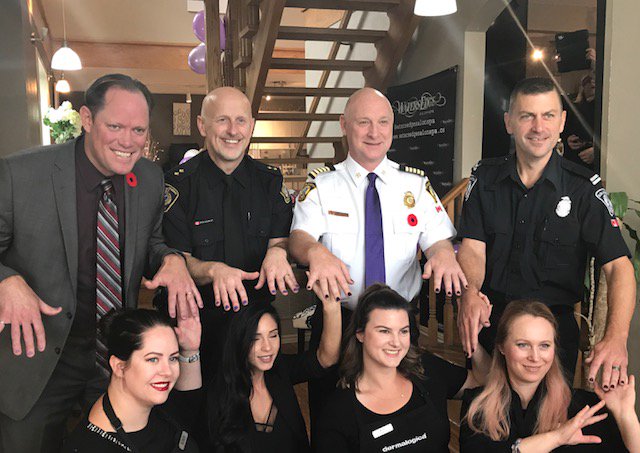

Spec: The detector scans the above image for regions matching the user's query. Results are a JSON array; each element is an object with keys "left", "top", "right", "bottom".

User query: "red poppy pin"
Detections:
[
  {"left": 126, "top": 172, "right": 138, "bottom": 187},
  {"left": 407, "top": 214, "right": 418, "bottom": 226}
]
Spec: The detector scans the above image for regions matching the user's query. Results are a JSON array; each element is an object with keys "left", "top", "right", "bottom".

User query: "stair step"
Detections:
[
  {"left": 263, "top": 87, "right": 357, "bottom": 97},
  {"left": 251, "top": 136, "right": 342, "bottom": 143},
  {"left": 285, "top": 0, "right": 400, "bottom": 12},
  {"left": 256, "top": 112, "right": 342, "bottom": 121},
  {"left": 278, "top": 26, "right": 386, "bottom": 43},
  {"left": 270, "top": 58, "right": 373, "bottom": 71}
]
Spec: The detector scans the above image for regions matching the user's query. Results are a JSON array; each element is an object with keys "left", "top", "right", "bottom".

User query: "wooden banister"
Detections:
[{"left": 427, "top": 177, "right": 469, "bottom": 346}]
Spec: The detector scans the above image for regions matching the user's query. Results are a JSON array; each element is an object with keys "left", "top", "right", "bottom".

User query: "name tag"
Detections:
[
  {"left": 372, "top": 423, "right": 394, "bottom": 439},
  {"left": 328, "top": 210, "right": 349, "bottom": 217}
]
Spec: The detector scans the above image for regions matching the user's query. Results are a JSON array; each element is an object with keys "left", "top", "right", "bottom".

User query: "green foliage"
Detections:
[{"left": 609, "top": 192, "right": 640, "bottom": 282}]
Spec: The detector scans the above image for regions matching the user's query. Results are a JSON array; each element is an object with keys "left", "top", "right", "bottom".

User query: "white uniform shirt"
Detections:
[{"left": 291, "top": 155, "right": 456, "bottom": 309}]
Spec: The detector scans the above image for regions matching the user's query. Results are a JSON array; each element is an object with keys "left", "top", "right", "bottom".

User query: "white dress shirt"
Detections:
[{"left": 291, "top": 155, "right": 456, "bottom": 309}]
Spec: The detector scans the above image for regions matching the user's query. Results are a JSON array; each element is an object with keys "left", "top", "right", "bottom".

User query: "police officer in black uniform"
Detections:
[
  {"left": 457, "top": 77, "right": 635, "bottom": 388},
  {"left": 161, "top": 87, "right": 298, "bottom": 381}
]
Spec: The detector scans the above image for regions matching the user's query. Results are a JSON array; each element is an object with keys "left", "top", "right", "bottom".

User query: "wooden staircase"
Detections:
[{"left": 204, "top": 0, "right": 420, "bottom": 190}]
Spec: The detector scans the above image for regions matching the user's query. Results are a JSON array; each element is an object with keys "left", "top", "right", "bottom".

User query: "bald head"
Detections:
[
  {"left": 197, "top": 86, "right": 255, "bottom": 174},
  {"left": 201, "top": 86, "right": 252, "bottom": 118},
  {"left": 343, "top": 87, "right": 393, "bottom": 121},
  {"left": 340, "top": 87, "right": 394, "bottom": 171}
]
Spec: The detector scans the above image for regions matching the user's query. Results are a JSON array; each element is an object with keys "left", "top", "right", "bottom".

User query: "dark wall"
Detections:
[
  {"left": 482, "top": 0, "right": 528, "bottom": 159},
  {"left": 0, "top": 0, "right": 43, "bottom": 156}
]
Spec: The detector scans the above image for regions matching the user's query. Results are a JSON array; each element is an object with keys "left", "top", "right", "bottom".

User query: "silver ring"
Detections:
[
  {"left": 0, "top": 320, "right": 5, "bottom": 327},
  {"left": 612, "top": 365, "right": 622, "bottom": 371}
]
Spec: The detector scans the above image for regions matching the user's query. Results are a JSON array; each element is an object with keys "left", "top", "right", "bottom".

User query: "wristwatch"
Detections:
[{"left": 178, "top": 351, "right": 200, "bottom": 363}]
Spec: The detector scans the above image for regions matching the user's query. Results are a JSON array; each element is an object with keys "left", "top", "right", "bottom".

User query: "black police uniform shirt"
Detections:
[
  {"left": 460, "top": 386, "right": 628, "bottom": 452},
  {"left": 459, "top": 150, "right": 630, "bottom": 307},
  {"left": 313, "top": 352, "right": 468, "bottom": 453},
  {"left": 163, "top": 152, "right": 293, "bottom": 305}
]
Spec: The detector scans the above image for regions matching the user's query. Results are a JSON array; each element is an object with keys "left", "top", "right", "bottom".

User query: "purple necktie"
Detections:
[{"left": 365, "top": 173, "right": 385, "bottom": 287}]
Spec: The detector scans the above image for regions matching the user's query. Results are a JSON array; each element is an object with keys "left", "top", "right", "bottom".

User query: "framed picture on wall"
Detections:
[{"left": 173, "top": 102, "right": 191, "bottom": 136}]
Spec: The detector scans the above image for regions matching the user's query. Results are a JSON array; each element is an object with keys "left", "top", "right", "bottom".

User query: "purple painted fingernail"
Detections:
[
  {"left": 233, "top": 305, "right": 239, "bottom": 312},
  {"left": 348, "top": 292, "right": 352, "bottom": 296},
  {"left": 589, "top": 378, "right": 594, "bottom": 382},
  {"left": 324, "top": 294, "right": 329, "bottom": 299},
  {"left": 242, "top": 300, "right": 248, "bottom": 306},
  {"left": 283, "top": 291, "right": 288, "bottom": 295},
  {"left": 307, "top": 286, "right": 312, "bottom": 290},
  {"left": 435, "top": 289, "right": 440, "bottom": 294},
  {"left": 603, "top": 385, "right": 608, "bottom": 390},
  {"left": 611, "top": 385, "right": 615, "bottom": 389},
  {"left": 271, "top": 290, "right": 276, "bottom": 295},
  {"left": 336, "top": 297, "right": 340, "bottom": 302},
  {"left": 224, "top": 305, "right": 230, "bottom": 310}
]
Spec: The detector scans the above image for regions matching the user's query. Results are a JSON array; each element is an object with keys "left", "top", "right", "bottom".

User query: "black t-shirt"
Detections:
[
  {"left": 460, "top": 387, "right": 628, "bottom": 452},
  {"left": 163, "top": 153, "right": 293, "bottom": 305},
  {"left": 313, "top": 352, "right": 468, "bottom": 452},
  {"left": 459, "top": 151, "right": 630, "bottom": 307},
  {"left": 62, "top": 389, "right": 201, "bottom": 452}
]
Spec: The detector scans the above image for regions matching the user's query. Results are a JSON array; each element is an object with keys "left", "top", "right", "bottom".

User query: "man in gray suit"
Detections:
[{"left": 0, "top": 74, "right": 202, "bottom": 452}]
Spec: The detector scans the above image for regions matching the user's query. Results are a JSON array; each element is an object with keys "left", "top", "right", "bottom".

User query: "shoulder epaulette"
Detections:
[
  {"left": 253, "top": 159, "right": 282, "bottom": 175},
  {"left": 308, "top": 164, "right": 335, "bottom": 179},
  {"left": 398, "top": 164, "right": 425, "bottom": 177},
  {"left": 165, "top": 152, "right": 202, "bottom": 182},
  {"left": 559, "top": 157, "right": 598, "bottom": 182}
]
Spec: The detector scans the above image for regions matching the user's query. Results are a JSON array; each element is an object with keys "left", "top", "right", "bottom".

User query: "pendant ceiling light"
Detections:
[
  {"left": 51, "top": 0, "right": 82, "bottom": 71},
  {"left": 414, "top": 0, "right": 457, "bottom": 17},
  {"left": 55, "top": 75, "right": 71, "bottom": 93}
]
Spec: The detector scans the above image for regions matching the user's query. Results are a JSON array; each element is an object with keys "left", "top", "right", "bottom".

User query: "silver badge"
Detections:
[
  {"left": 595, "top": 188, "right": 615, "bottom": 217},
  {"left": 464, "top": 175, "right": 477, "bottom": 201},
  {"left": 555, "top": 196, "right": 571, "bottom": 218}
]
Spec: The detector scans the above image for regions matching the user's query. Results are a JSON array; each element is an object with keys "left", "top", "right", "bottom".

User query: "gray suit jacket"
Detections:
[{"left": 0, "top": 138, "right": 173, "bottom": 420}]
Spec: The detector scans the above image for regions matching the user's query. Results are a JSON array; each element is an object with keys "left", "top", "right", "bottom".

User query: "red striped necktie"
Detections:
[{"left": 95, "top": 179, "right": 122, "bottom": 374}]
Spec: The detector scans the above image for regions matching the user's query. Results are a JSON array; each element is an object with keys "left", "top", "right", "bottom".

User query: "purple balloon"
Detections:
[
  {"left": 193, "top": 10, "right": 206, "bottom": 42},
  {"left": 220, "top": 16, "right": 226, "bottom": 51},
  {"left": 188, "top": 43, "right": 206, "bottom": 74}
]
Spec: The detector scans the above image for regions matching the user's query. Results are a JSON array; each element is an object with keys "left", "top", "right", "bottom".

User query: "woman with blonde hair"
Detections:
[{"left": 460, "top": 300, "right": 640, "bottom": 452}]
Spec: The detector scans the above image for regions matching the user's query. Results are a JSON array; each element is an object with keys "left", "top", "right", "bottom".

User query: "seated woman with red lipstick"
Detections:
[
  {"left": 206, "top": 296, "right": 341, "bottom": 453},
  {"left": 63, "top": 309, "right": 202, "bottom": 452},
  {"left": 313, "top": 284, "right": 490, "bottom": 453},
  {"left": 460, "top": 300, "right": 640, "bottom": 452}
]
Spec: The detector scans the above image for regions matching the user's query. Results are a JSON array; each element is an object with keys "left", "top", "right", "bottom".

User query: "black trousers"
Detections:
[
  {"left": 0, "top": 335, "right": 107, "bottom": 453},
  {"left": 478, "top": 302, "right": 580, "bottom": 382}
]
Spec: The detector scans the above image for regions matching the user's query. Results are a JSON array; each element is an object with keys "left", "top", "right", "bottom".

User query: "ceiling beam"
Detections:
[
  {"left": 204, "top": 0, "right": 222, "bottom": 90},
  {"left": 245, "top": 0, "right": 287, "bottom": 114},
  {"left": 364, "top": 0, "right": 420, "bottom": 89},
  {"left": 63, "top": 41, "right": 193, "bottom": 70}
]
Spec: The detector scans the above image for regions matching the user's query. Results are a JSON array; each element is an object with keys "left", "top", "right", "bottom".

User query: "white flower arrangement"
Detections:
[{"left": 43, "top": 101, "right": 82, "bottom": 144}]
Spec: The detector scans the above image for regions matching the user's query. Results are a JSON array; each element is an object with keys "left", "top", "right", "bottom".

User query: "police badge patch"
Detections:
[
  {"left": 297, "top": 182, "right": 316, "bottom": 202},
  {"left": 280, "top": 181, "right": 291, "bottom": 204},
  {"left": 464, "top": 175, "right": 477, "bottom": 201},
  {"left": 595, "top": 188, "right": 615, "bottom": 217},
  {"left": 425, "top": 180, "right": 439, "bottom": 204},
  {"left": 555, "top": 196, "right": 571, "bottom": 218},
  {"left": 164, "top": 184, "right": 179, "bottom": 213}
]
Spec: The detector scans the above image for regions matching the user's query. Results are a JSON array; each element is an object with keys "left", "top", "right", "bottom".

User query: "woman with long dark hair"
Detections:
[
  {"left": 460, "top": 300, "right": 640, "bottom": 452},
  {"left": 313, "top": 283, "right": 490, "bottom": 452},
  {"left": 63, "top": 309, "right": 202, "bottom": 452},
  {"left": 207, "top": 296, "right": 341, "bottom": 452}
]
